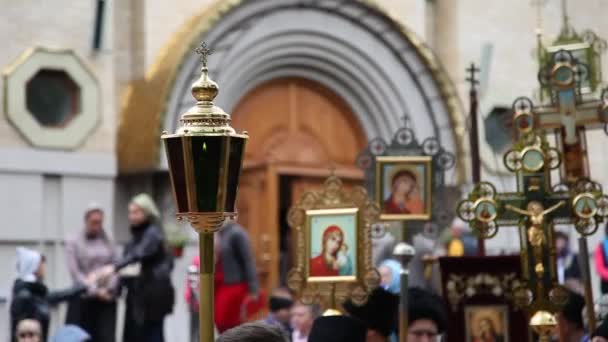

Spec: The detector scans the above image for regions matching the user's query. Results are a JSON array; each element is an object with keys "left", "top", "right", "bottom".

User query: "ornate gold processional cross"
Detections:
[
  {"left": 532, "top": 46, "right": 608, "bottom": 182},
  {"left": 529, "top": 0, "right": 608, "bottom": 180},
  {"left": 457, "top": 111, "right": 608, "bottom": 316}
]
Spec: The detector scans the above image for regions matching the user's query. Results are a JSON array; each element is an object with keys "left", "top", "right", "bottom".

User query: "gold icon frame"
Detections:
[{"left": 287, "top": 175, "right": 380, "bottom": 308}]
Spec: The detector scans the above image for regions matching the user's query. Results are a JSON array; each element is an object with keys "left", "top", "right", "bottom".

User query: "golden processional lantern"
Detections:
[{"left": 162, "top": 42, "right": 248, "bottom": 342}]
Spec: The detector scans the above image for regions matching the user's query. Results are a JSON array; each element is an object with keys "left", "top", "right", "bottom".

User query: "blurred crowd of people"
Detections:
[
  {"left": 10, "top": 194, "right": 608, "bottom": 342},
  {"left": 214, "top": 284, "right": 448, "bottom": 342},
  {"left": 10, "top": 193, "right": 175, "bottom": 342}
]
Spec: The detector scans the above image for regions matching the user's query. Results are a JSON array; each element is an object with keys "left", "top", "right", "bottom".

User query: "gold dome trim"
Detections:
[{"left": 117, "top": 0, "right": 465, "bottom": 181}]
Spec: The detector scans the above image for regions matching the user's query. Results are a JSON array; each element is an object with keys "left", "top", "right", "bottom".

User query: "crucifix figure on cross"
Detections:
[
  {"left": 457, "top": 111, "right": 608, "bottom": 316},
  {"left": 505, "top": 201, "right": 564, "bottom": 248}
]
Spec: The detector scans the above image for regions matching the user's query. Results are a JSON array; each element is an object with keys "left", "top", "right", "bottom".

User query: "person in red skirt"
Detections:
[{"left": 185, "top": 219, "right": 264, "bottom": 334}]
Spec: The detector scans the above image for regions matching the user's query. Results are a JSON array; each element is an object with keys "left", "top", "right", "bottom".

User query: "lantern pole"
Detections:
[
  {"left": 199, "top": 232, "right": 215, "bottom": 341},
  {"left": 162, "top": 42, "right": 249, "bottom": 342}
]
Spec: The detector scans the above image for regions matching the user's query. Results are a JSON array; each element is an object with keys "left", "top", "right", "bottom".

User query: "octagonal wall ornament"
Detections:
[{"left": 3, "top": 46, "right": 100, "bottom": 149}]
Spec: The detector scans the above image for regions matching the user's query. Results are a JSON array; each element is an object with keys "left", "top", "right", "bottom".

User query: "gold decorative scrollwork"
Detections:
[{"left": 445, "top": 272, "right": 523, "bottom": 312}]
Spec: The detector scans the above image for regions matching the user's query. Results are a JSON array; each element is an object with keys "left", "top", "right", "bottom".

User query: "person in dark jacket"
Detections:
[
  {"left": 10, "top": 247, "right": 87, "bottom": 341},
  {"left": 555, "top": 231, "right": 583, "bottom": 293},
  {"left": 406, "top": 287, "right": 448, "bottom": 342},
  {"left": 343, "top": 287, "right": 399, "bottom": 342},
  {"left": 593, "top": 316, "right": 608, "bottom": 341},
  {"left": 97, "top": 193, "right": 175, "bottom": 342},
  {"left": 214, "top": 219, "right": 262, "bottom": 332},
  {"left": 308, "top": 315, "right": 367, "bottom": 342}
]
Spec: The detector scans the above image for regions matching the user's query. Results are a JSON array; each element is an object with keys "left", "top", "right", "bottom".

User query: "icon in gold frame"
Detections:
[
  {"left": 376, "top": 156, "right": 432, "bottom": 221},
  {"left": 306, "top": 208, "right": 359, "bottom": 282}
]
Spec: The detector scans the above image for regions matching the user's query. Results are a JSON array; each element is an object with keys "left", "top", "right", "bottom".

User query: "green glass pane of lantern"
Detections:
[
  {"left": 225, "top": 136, "right": 246, "bottom": 212},
  {"left": 190, "top": 136, "right": 224, "bottom": 212},
  {"left": 164, "top": 137, "right": 189, "bottom": 212}
]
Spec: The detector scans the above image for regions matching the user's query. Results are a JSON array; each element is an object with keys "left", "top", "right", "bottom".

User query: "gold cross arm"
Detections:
[
  {"left": 536, "top": 100, "right": 602, "bottom": 145},
  {"left": 537, "top": 102, "right": 602, "bottom": 128}
]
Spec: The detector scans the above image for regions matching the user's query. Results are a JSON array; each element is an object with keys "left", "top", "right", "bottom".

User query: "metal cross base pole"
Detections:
[{"left": 394, "top": 242, "right": 415, "bottom": 342}]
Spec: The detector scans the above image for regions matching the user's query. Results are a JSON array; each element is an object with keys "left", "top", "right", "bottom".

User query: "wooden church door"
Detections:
[{"left": 230, "top": 78, "right": 367, "bottom": 299}]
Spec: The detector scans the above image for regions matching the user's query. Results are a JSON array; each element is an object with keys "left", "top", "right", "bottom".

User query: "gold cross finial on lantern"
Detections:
[
  {"left": 195, "top": 42, "right": 213, "bottom": 68},
  {"left": 188, "top": 42, "right": 222, "bottom": 109}
]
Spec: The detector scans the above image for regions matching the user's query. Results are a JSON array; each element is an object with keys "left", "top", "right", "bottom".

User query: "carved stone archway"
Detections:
[{"left": 117, "top": 0, "right": 465, "bottom": 183}]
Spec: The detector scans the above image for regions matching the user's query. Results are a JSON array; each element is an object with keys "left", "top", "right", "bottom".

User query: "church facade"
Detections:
[{"left": 0, "top": 0, "right": 607, "bottom": 340}]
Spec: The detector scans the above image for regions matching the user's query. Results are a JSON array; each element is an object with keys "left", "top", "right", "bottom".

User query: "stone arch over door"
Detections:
[{"left": 117, "top": 0, "right": 465, "bottom": 181}]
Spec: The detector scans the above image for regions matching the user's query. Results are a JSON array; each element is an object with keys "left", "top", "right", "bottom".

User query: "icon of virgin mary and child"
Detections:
[
  {"left": 310, "top": 225, "right": 353, "bottom": 277},
  {"left": 383, "top": 166, "right": 424, "bottom": 215}
]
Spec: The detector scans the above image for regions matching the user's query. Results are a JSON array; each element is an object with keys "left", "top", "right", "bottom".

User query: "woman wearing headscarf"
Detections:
[
  {"left": 64, "top": 203, "right": 118, "bottom": 342},
  {"left": 378, "top": 259, "right": 401, "bottom": 295},
  {"left": 10, "top": 247, "right": 87, "bottom": 341},
  {"left": 97, "top": 193, "right": 175, "bottom": 342}
]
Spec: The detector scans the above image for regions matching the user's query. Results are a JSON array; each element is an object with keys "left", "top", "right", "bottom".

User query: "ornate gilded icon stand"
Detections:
[
  {"left": 511, "top": 94, "right": 607, "bottom": 332},
  {"left": 457, "top": 113, "right": 608, "bottom": 337},
  {"left": 357, "top": 119, "right": 458, "bottom": 235},
  {"left": 439, "top": 256, "right": 530, "bottom": 341},
  {"left": 287, "top": 175, "right": 380, "bottom": 310},
  {"left": 358, "top": 120, "right": 458, "bottom": 340}
]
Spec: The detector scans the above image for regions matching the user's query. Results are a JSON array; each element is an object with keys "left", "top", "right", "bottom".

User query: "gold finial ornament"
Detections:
[
  {"left": 162, "top": 42, "right": 249, "bottom": 342},
  {"left": 190, "top": 67, "right": 219, "bottom": 103},
  {"left": 176, "top": 42, "right": 236, "bottom": 136},
  {"left": 322, "top": 309, "right": 342, "bottom": 316},
  {"left": 190, "top": 42, "right": 218, "bottom": 103},
  {"left": 530, "top": 310, "right": 557, "bottom": 342}
]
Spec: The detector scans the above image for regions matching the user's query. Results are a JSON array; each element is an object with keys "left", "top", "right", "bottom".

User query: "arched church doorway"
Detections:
[
  {"left": 230, "top": 77, "right": 367, "bottom": 293},
  {"left": 116, "top": 1, "right": 466, "bottom": 332}
]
